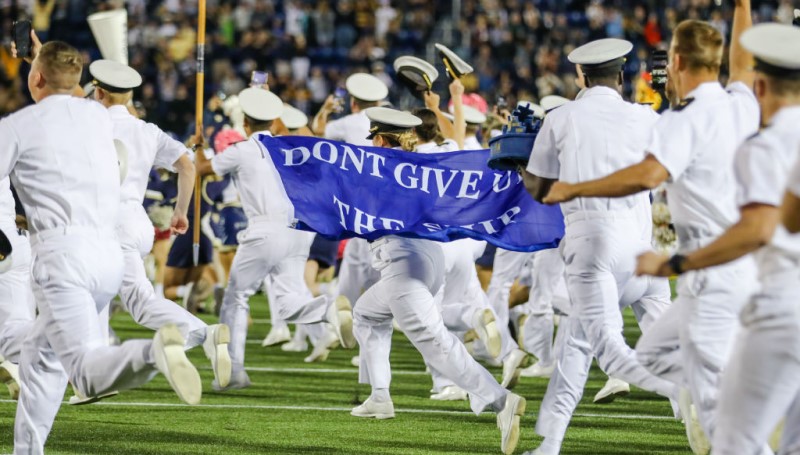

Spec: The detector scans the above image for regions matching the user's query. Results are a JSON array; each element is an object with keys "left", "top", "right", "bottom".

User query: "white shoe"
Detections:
[
  {"left": 501, "top": 349, "right": 529, "bottom": 389},
  {"left": 0, "top": 361, "right": 20, "bottom": 400},
  {"left": 678, "top": 388, "right": 710, "bottom": 455},
  {"left": 516, "top": 314, "right": 528, "bottom": 346},
  {"left": 325, "top": 296, "right": 355, "bottom": 349},
  {"left": 392, "top": 319, "right": 402, "bottom": 331},
  {"left": 351, "top": 397, "right": 395, "bottom": 419},
  {"left": 261, "top": 325, "right": 291, "bottom": 347},
  {"left": 281, "top": 338, "right": 309, "bottom": 352},
  {"left": 203, "top": 324, "right": 231, "bottom": 389},
  {"left": 68, "top": 385, "right": 119, "bottom": 405},
  {"left": 350, "top": 355, "right": 360, "bottom": 367},
  {"left": 153, "top": 324, "right": 202, "bottom": 405},
  {"left": 473, "top": 309, "right": 501, "bottom": 359},
  {"left": 212, "top": 368, "right": 251, "bottom": 392},
  {"left": 497, "top": 392, "right": 526, "bottom": 455},
  {"left": 593, "top": 377, "right": 630, "bottom": 404},
  {"left": 522, "top": 451, "right": 546, "bottom": 455},
  {"left": 520, "top": 361, "right": 555, "bottom": 379},
  {"left": 304, "top": 327, "right": 339, "bottom": 363},
  {"left": 430, "top": 385, "right": 468, "bottom": 401},
  {"left": 769, "top": 418, "right": 784, "bottom": 452}
]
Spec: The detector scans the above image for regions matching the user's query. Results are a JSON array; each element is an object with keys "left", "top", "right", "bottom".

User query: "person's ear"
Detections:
[{"left": 753, "top": 77, "right": 767, "bottom": 100}]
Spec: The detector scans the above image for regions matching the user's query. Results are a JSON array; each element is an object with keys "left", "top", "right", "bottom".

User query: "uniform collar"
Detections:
[
  {"left": 768, "top": 105, "right": 800, "bottom": 129},
  {"left": 415, "top": 141, "right": 439, "bottom": 153},
  {"left": 36, "top": 94, "right": 72, "bottom": 105},
  {"left": 108, "top": 104, "right": 133, "bottom": 117},
  {"left": 251, "top": 130, "right": 273, "bottom": 138},
  {"left": 581, "top": 86, "right": 623, "bottom": 99},
  {"left": 684, "top": 81, "right": 725, "bottom": 101}
]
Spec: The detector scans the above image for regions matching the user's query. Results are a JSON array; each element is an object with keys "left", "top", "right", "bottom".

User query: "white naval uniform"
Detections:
[
  {"left": 213, "top": 131, "right": 331, "bottom": 371},
  {"left": 0, "top": 178, "right": 34, "bottom": 363},
  {"left": 527, "top": 85, "right": 677, "bottom": 441},
  {"left": 0, "top": 95, "right": 160, "bottom": 454},
  {"left": 711, "top": 106, "right": 800, "bottom": 455},
  {"left": 324, "top": 111, "right": 373, "bottom": 146},
  {"left": 108, "top": 105, "right": 207, "bottom": 348},
  {"left": 635, "top": 82, "right": 760, "bottom": 440},
  {"left": 517, "top": 247, "right": 563, "bottom": 367}
]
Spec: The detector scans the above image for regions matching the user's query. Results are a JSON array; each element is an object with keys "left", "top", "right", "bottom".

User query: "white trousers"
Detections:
[
  {"left": 220, "top": 221, "right": 329, "bottom": 369},
  {"left": 518, "top": 248, "right": 564, "bottom": 366},
  {"left": 637, "top": 255, "right": 756, "bottom": 441},
  {"left": 15, "top": 230, "right": 158, "bottom": 455},
  {"left": 337, "top": 237, "right": 380, "bottom": 305},
  {"left": 0, "top": 228, "right": 34, "bottom": 362},
  {"left": 536, "top": 272, "right": 670, "bottom": 441},
  {"left": 117, "top": 205, "right": 207, "bottom": 348},
  {"left": 353, "top": 236, "right": 507, "bottom": 414},
  {"left": 711, "top": 267, "right": 800, "bottom": 455},
  {"left": 485, "top": 248, "right": 528, "bottom": 359}
]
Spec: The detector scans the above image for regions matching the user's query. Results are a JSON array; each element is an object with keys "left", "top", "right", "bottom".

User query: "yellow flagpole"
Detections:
[{"left": 192, "top": 0, "right": 206, "bottom": 266}]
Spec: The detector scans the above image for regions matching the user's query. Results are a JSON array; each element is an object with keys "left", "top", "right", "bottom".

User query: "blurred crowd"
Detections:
[{"left": 1, "top": 0, "right": 799, "bottom": 139}]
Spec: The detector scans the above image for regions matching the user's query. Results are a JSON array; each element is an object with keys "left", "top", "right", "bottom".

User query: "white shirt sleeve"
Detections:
[
  {"left": 152, "top": 124, "right": 188, "bottom": 171},
  {"left": 324, "top": 117, "right": 346, "bottom": 141},
  {"left": 526, "top": 116, "right": 559, "bottom": 179},
  {"left": 726, "top": 81, "right": 760, "bottom": 142},
  {"left": 734, "top": 135, "right": 783, "bottom": 208},
  {"left": 0, "top": 118, "right": 21, "bottom": 181},
  {"left": 210, "top": 144, "right": 241, "bottom": 177},
  {"left": 646, "top": 111, "right": 695, "bottom": 181},
  {"left": 788, "top": 154, "right": 800, "bottom": 198}
]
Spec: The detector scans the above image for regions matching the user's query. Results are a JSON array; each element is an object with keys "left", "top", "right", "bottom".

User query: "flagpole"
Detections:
[{"left": 192, "top": 0, "right": 206, "bottom": 266}]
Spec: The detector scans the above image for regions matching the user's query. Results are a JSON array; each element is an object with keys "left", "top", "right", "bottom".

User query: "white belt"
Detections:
[
  {"left": 369, "top": 237, "right": 390, "bottom": 251},
  {"left": 563, "top": 209, "right": 638, "bottom": 226}
]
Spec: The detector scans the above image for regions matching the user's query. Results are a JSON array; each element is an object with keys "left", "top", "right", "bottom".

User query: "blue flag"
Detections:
[{"left": 258, "top": 135, "right": 564, "bottom": 253}]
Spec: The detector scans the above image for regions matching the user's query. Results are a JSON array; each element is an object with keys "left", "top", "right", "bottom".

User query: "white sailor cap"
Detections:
[
  {"left": 540, "top": 95, "right": 570, "bottom": 113},
  {"left": 345, "top": 73, "right": 389, "bottom": 102},
  {"left": 740, "top": 23, "right": 800, "bottom": 80},
  {"left": 394, "top": 56, "right": 439, "bottom": 96},
  {"left": 435, "top": 43, "right": 474, "bottom": 79},
  {"left": 446, "top": 104, "right": 486, "bottom": 124},
  {"left": 238, "top": 87, "right": 283, "bottom": 121},
  {"left": 568, "top": 38, "right": 633, "bottom": 70},
  {"left": 280, "top": 104, "right": 308, "bottom": 130},
  {"left": 89, "top": 59, "right": 142, "bottom": 93},
  {"left": 364, "top": 107, "right": 422, "bottom": 139},
  {"left": 517, "top": 101, "right": 545, "bottom": 120}
]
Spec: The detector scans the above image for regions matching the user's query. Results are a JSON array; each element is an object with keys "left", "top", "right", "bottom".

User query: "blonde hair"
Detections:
[
  {"left": 36, "top": 41, "right": 82, "bottom": 90},
  {"left": 377, "top": 131, "right": 417, "bottom": 152},
  {"left": 672, "top": 20, "right": 724, "bottom": 73}
]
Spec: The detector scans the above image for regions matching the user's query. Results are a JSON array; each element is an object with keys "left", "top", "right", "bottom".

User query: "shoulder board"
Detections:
[
  {"left": 745, "top": 130, "right": 761, "bottom": 142},
  {"left": 671, "top": 97, "right": 695, "bottom": 112}
]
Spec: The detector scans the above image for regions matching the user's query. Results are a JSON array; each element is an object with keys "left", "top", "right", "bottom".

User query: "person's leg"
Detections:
[{"left": 0, "top": 232, "right": 35, "bottom": 363}]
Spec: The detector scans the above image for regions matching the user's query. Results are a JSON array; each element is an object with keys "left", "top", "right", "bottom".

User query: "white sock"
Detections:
[
  {"left": 370, "top": 388, "right": 391, "bottom": 403},
  {"left": 538, "top": 437, "right": 562, "bottom": 455},
  {"left": 176, "top": 285, "right": 188, "bottom": 298}
]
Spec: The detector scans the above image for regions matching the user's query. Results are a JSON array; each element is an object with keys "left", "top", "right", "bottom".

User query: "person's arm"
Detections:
[
  {"left": 522, "top": 169, "right": 557, "bottom": 203},
  {"left": 194, "top": 143, "right": 215, "bottom": 177},
  {"left": 543, "top": 154, "right": 669, "bottom": 204},
  {"left": 311, "top": 95, "right": 337, "bottom": 136},
  {"left": 424, "top": 90, "right": 455, "bottom": 140},
  {"left": 728, "top": 0, "right": 754, "bottom": 86},
  {"left": 449, "top": 79, "right": 466, "bottom": 149},
  {"left": 170, "top": 153, "right": 195, "bottom": 234},
  {"left": 270, "top": 117, "right": 289, "bottom": 136},
  {"left": 781, "top": 190, "right": 800, "bottom": 234}
]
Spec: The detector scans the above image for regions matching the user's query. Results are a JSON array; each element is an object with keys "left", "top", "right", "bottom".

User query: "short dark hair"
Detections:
[
  {"left": 244, "top": 114, "right": 273, "bottom": 132},
  {"left": 352, "top": 98, "right": 380, "bottom": 110},
  {"left": 764, "top": 74, "right": 800, "bottom": 97},
  {"left": 411, "top": 108, "right": 445, "bottom": 144}
]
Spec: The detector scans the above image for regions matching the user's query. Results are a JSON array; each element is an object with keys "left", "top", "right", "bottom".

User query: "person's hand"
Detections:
[
  {"left": 423, "top": 90, "right": 440, "bottom": 110},
  {"left": 449, "top": 78, "right": 465, "bottom": 99},
  {"left": 321, "top": 95, "right": 337, "bottom": 114},
  {"left": 542, "top": 182, "right": 577, "bottom": 204},
  {"left": 190, "top": 131, "right": 205, "bottom": 152},
  {"left": 11, "top": 30, "right": 42, "bottom": 63},
  {"left": 635, "top": 251, "right": 673, "bottom": 277},
  {"left": 169, "top": 211, "right": 189, "bottom": 235}
]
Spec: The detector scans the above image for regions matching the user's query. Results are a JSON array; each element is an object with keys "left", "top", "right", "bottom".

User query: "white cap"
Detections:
[
  {"left": 280, "top": 104, "right": 308, "bottom": 130},
  {"left": 345, "top": 73, "right": 389, "bottom": 102},
  {"left": 89, "top": 59, "right": 142, "bottom": 92},
  {"left": 568, "top": 38, "right": 633, "bottom": 66},
  {"left": 238, "top": 87, "right": 283, "bottom": 121},
  {"left": 393, "top": 56, "right": 439, "bottom": 93},
  {"left": 740, "top": 23, "right": 800, "bottom": 77},
  {"left": 517, "top": 101, "right": 545, "bottom": 120},
  {"left": 540, "top": 95, "right": 570, "bottom": 112},
  {"left": 435, "top": 43, "right": 474, "bottom": 79},
  {"left": 364, "top": 107, "right": 422, "bottom": 139},
  {"left": 447, "top": 104, "right": 486, "bottom": 124}
]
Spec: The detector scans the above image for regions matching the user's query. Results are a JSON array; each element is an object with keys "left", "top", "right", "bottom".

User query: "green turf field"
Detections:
[{"left": 0, "top": 295, "right": 692, "bottom": 454}]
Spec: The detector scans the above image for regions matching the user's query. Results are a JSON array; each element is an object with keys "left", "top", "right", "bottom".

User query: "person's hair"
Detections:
[
  {"left": 411, "top": 108, "right": 445, "bottom": 144},
  {"left": 466, "top": 124, "right": 479, "bottom": 135},
  {"left": 244, "top": 114, "right": 273, "bottom": 132},
  {"left": 763, "top": 74, "right": 800, "bottom": 97},
  {"left": 352, "top": 98, "right": 380, "bottom": 111},
  {"left": 583, "top": 72, "right": 621, "bottom": 89},
  {"left": 377, "top": 131, "right": 417, "bottom": 151},
  {"left": 672, "top": 20, "right": 724, "bottom": 73},
  {"left": 98, "top": 87, "right": 133, "bottom": 105},
  {"left": 36, "top": 41, "right": 82, "bottom": 90}
]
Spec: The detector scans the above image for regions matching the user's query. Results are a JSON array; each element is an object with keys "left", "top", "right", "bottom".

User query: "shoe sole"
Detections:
[
  {"left": 68, "top": 390, "right": 119, "bottom": 406},
  {"left": 593, "top": 388, "right": 630, "bottom": 404},
  {"left": 520, "top": 365, "right": 555, "bottom": 379},
  {"left": 334, "top": 296, "right": 356, "bottom": 349},
  {"left": 476, "top": 310, "right": 502, "bottom": 359},
  {"left": 156, "top": 324, "right": 202, "bottom": 405},
  {"left": 210, "top": 325, "right": 232, "bottom": 389},
  {"left": 0, "top": 367, "right": 19, "bottom": 400},
  {"left": 261, "top": 334, "right": 291, "bottom": 347},
  {"left": 501, "top": 396, "right": 526, "bottom": 455},
  {"left": 350, "top": 411, "right": 395, "bottom": 420}
]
